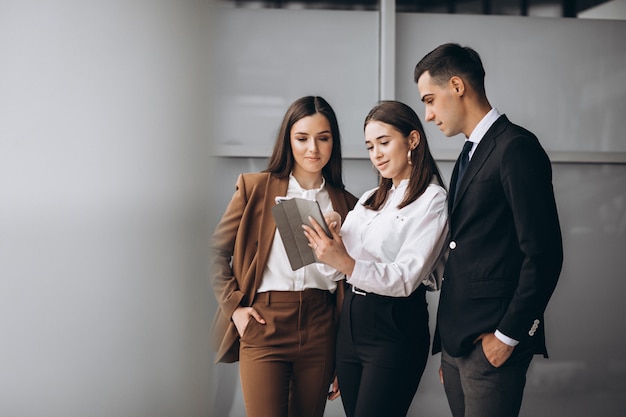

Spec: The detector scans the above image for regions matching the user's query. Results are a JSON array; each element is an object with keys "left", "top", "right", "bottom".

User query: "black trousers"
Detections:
[{"left": 336, "top": 285, "right": 430, "bottom": 417}]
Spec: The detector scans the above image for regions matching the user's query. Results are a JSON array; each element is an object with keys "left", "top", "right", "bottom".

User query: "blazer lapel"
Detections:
[
  {"left": 448, "top": 154, "right": 463, "bottom": 213},
  {"left": 451, "top": 116, "right": 508, "bottom": 213},
  {"left": 255, "top": 175, "right": 288, "bottom": 285}
]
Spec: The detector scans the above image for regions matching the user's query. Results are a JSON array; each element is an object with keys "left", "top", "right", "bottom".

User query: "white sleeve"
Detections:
[{"left": 346, "top": 188, "right": 449, "bottom": 297}]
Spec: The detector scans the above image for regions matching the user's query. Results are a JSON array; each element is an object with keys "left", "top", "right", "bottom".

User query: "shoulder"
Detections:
[
  {"left": 408, "top": 183, "right": 448, "bottom": 214},
  {"left": 238, "top": 172, "right": 271, "bottom": 186},
  {"left": 491, "top": 116, "right": 550, "bottom": 164},
  {"left": 425, "top": 182, "right": 447, "bottom": 199},
  {"left": 234, "top": 172, "right": 286, "bottom": 201},
  {"left": 237, "top": 172, "right": 286, "bottom": 189},
  {"left": 495, "top": 116, "right": 543, "bottom": 152}
]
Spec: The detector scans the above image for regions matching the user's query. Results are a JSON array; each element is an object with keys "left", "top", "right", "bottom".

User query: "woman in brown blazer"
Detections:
[{"left": 210, "top": 96, "right": 358, "bottom": 417}]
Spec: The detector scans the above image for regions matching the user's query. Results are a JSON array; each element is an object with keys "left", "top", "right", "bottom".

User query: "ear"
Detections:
[
  {"left": 409, "top": 130, "right": 421, "bottom": 149},
  {"left": 450, "top": 76, "right": 465, "bottom": 96}
]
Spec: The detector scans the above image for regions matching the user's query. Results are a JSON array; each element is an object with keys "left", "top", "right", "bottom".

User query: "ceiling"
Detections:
[{"left": 223, "top": 0, "right": 613, "bottom": 17}]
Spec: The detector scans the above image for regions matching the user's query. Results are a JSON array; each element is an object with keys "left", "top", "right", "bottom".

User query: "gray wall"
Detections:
[{"left": 1, "top": 1, "right": 213, "bottom": 416}]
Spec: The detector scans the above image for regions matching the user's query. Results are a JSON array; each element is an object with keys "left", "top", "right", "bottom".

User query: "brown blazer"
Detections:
[{"left": 210, "top": 172, "right": 358, "bottom": 363}]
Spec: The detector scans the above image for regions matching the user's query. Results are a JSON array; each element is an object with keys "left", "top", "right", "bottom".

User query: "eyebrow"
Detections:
[
  {"left": 420, "top": 94, "right": 432, "bottom": 103},
  {"left": 293, "top": 130, "right": 332, "bottom": 136},
  {"left": 365, "top": 134, "right": 391, "bottom": 144}
]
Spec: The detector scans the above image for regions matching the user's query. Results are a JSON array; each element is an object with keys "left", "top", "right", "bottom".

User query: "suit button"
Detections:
[
  {"left": 529, "top": 330, "right": 536, "bottom": 336},
  {"left": 449, "top": 241, "right": 457, "bottom": 249},
  {"left": 534, "top": 319, "right": 540, "bottom": 325}
]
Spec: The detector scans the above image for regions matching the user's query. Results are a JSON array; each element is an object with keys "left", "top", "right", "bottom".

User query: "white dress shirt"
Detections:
[
  {"left": 256, "top": 173, "right": 338, "bottom": 293},
  {"left": 321, "top": 179, "right": 448, "bottom": 297}
]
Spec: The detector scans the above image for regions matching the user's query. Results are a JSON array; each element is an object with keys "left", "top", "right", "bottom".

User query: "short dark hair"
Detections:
[
  {"left": 414, "top": 43, "right": 486, "bottom": 97},
  {"left": 265, "top": 96, "right": 345, "bottom": 189},
  {"left": 363, "top": 100, "right": 445, "bottom": 210}
]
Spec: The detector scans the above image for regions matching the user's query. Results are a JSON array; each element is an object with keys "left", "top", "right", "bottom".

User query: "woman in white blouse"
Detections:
[{"left": 303, "top": 100, "right": 449, "bottom": 417}]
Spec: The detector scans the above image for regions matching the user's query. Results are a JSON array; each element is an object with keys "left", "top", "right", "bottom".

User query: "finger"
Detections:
[
  {"left": 439, "top": 366, "right": 444, "bottom": 384},
  {"left": 328, "top": 389, "right": 341, "bottom": 401},
  {"left": 302, "top": 224, "right": 321, "bottom": 244},
  {"left": 328, "top": 377, "right": 341, "bottom": 400},
  {"left": 329, "top": 222, "right": 343, "bottom": 240},
  {"left": 248, "top": 308, "right": 266, "bottom": 324},
  {"left": 307, "top": 216, "right": 329, "bottom": 236},
  {"left": 302, "top": 227, "right": 315, "bottom": 245},
  {"left": 324, "top": 211, "right": 341, "bottom": 228}
]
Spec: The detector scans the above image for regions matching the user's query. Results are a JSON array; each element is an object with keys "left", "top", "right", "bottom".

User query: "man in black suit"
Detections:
[{"left": 414, "top": 43, "right": 563, "bottom": 417}]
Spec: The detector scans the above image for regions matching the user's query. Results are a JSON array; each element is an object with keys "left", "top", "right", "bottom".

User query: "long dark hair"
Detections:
[
  {"left": 363, "top": 101, "right": 445, "bottom": 210},
  {"left": 264, "top": 96, "right": 345, "bottom": 189}
]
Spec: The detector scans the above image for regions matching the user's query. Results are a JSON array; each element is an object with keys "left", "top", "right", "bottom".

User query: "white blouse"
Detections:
[
  {"left": 256, "top": 174, "right": 338, "bottom": 293},
  {"left": 322, "top": 179, "right": 449, "bottom": 297}
]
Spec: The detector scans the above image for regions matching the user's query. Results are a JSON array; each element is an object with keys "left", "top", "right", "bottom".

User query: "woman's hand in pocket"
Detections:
[{"left": 232, "top": 306, "right": 265, "bottom": 337}]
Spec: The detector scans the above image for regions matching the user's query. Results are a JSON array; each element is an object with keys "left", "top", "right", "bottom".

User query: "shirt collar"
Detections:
[
  {"left": 466, "top": 108, "right": 502, "bottom": 158},
  {"left": 469, "top": 108, "right": 501, "bottom": 143},
  {"left": 391, "top": 178, "right": 410, "bottom": 191},
  {"left": 289, "top": 173, "right": 326, "bottom": 200}
]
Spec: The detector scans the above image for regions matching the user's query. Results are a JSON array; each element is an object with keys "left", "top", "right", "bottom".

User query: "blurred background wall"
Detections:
[{"left": 1, "top": 1, "right": 213, "bottom": 416}]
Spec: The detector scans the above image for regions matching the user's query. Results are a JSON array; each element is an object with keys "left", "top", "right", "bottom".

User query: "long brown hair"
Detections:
[
  {"left": 363, "top": 101, "right": 445, "bottom": 210},
  {"left": 264, "top": 96, "right": 346, "bottom": 189}
]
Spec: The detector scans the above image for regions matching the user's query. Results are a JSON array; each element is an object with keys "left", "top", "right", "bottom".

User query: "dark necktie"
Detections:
[{"left": 454, "top": 140, "right": 474, "bottom": 202}]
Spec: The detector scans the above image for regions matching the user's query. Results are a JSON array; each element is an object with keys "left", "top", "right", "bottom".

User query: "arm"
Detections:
[
  {"left": 210, "top": 175, "right": 265, "bottom": 334},
  {"left": 496, "top": 134, "right": 563, "bottom": 344}
]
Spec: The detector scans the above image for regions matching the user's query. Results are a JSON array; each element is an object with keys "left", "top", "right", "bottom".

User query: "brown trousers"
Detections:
[{"left": 239, "top": 289, "right": 337, "bottom": 417}]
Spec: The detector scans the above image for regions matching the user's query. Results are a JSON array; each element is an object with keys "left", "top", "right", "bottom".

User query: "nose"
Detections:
[
  {"left": 425, "top": 108, "right": 435, "bottom": 122},
  {"left": 308, "top": 138, "right": 318, "bottom": 152}
]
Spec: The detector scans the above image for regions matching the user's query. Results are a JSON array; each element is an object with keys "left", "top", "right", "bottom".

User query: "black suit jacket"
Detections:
[{"left": 434, "top": 115, "right": 563, "bottom": 358}]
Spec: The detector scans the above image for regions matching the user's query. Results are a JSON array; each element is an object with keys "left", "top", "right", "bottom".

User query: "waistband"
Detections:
[
  {"left": 256, "top": 288, "right": 333, "bottom": 304},
  {"left": 348, "top": 283, "right": 427, "bottom": 299}
]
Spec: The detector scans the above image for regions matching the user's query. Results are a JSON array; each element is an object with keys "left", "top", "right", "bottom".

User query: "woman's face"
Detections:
[
  {"left": 290, "top": 113, "right": 333, "bottom": 178},
  {"left": 365, "top": 120, "right": 418, "bottom": 187}
]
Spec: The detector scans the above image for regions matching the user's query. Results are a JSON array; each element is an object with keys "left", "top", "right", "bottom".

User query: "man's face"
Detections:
[{"left": 417, "top": 71, "right": 464, "bottom": 138}]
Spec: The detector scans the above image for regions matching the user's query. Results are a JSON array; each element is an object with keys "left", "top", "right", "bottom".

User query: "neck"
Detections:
[
  {"left": 463, "top": 100, "right": 492, "bottom": 138},
  {"left": 292, "top": 170, "right": 323, "bottom": 190}
]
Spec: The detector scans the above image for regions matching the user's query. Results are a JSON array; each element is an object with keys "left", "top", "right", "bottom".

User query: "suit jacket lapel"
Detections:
[
  {"left": 451, "top": 115, "right": 509, "bottom": 213},
  {"left": 255, "top": 175, "right": 288, "bottom": 285},
  {"left": 449, "top": 153, "right": 463, "bottom": 213}
]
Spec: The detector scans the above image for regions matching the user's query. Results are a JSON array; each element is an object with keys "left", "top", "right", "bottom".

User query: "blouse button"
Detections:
[{"left": 449, "top": 241, "right": 457, "bottom": 250}]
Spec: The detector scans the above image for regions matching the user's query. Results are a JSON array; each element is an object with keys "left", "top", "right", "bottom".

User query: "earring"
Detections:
[{"left": 407, "top": 145, "right": 417, "bottom": 165}]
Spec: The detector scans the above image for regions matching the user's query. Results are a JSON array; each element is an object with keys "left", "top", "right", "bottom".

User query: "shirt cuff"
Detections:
[{"left": 495, "top": 330, "right": 519, "bottom": 346}]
